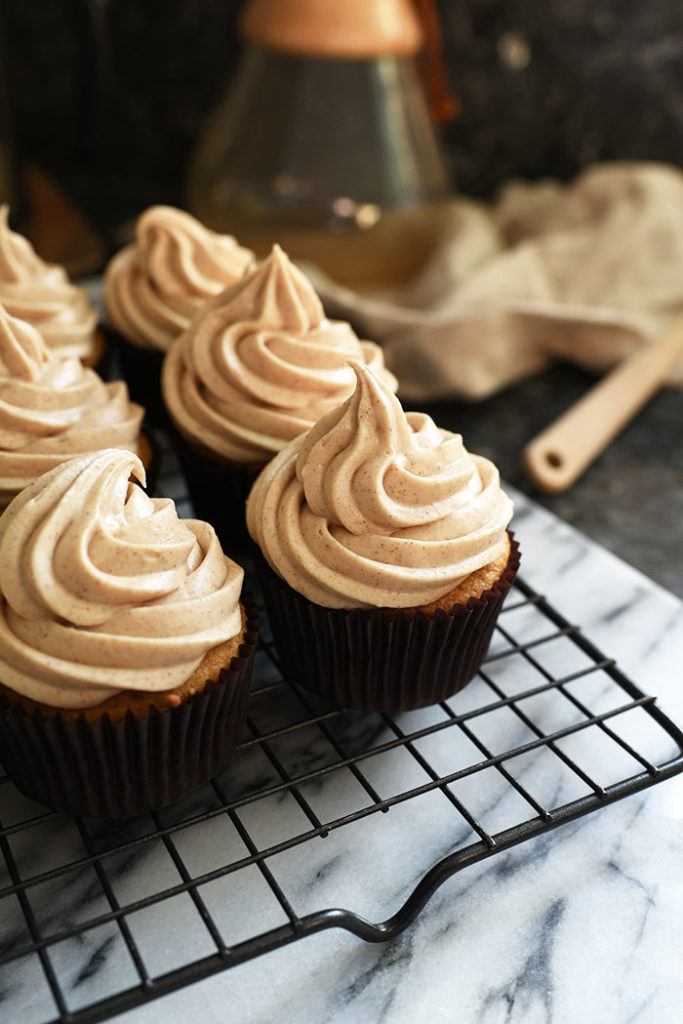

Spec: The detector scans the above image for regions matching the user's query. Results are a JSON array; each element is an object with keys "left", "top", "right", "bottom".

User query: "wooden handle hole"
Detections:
[{"left": 545, "top": 452, "right": 563, "bottom": 468}]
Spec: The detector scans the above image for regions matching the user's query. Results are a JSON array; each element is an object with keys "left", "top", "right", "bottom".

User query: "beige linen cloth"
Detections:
[{"left": 306, "top": 162, "right": 683, "bottom": 401}]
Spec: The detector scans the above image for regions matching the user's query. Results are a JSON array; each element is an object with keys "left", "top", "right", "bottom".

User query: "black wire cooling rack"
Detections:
[{"left": 2, "top": 436, "right": 683, "bottom": 1024}]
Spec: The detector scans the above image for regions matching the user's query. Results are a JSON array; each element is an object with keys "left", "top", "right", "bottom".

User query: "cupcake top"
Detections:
[
  {"left": 0, "top": 206, "right": 98, "bottom": 360},
  {"left": 104, "top": 205, "right": 254, "bottom": 351},
  {"left": 246, "top": 360, "right": 514, "bottom": 608},
  {"left": 0, "top": 448, "right": 244, "bottom": 709},
  {"left": 162, "top": 244, "right": 398, "bottom": 464},
  {"left": 0, "top": 304, "right": 144, "bottom": 509}
]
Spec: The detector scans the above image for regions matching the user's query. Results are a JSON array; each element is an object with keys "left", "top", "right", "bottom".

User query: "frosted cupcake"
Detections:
[
  {"left": 162, "top": 244, "right": 397, "bottom": 545},
  {"left": 0, "top": 205, "right": 102, "bottom": 366},
  {"left": 103, "top": 205, "right": 254, "bottom": 416},
  {"left": 247, "top": 360, "right": 519, "bottom": 711},
  {"left": 0, "top": 448, "right": 258, "bottom": 816},
  {"left": 0, "top": 303, "right": 147, "bottom": 510}
]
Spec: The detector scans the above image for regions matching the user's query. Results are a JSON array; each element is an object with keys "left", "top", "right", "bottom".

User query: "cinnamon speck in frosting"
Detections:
[
  {"left": 104, "top": 205, "right": 254, "bottom": 351},
  {"left": 0, "top": 205, "right": 98, "bottom": 360},
  {"left": 162, "top": 244, "right": 398, "bottom": 463},
  {"left": 0, "top": 449, "right": 244, "bottom": 708},
  {"left": 0, "top": 304, "right": 143, "bottom": 509},
  {"left": 247, "top": 360, "right": 513, "bottom": 608}
]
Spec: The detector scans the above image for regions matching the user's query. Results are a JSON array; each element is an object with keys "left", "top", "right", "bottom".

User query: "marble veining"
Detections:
[{"left": 0, "top": 482, "right": 682, "bottom": 1024}]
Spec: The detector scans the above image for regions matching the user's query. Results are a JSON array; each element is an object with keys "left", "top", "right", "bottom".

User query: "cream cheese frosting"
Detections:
[
  {"left": 162, "top": 244, "right": 398, "bottom": 463},
  {"left": 0, "top": 205, "right": 98, "bottom": 360},
  {"left": 104, "top": 205, "right": 254, "bottom": 351},
  {"left": 0, "top": 449, "right": 244, "bottom": 709},
  {"left": 246, "top": 360, "right": 514, "bottom": 608},
  {"left": 0, "top": 304, "right": 144, "bottom": 509}
]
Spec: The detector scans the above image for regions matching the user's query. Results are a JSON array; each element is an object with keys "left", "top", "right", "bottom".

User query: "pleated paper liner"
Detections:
[
  {"left": 257, "top": 535, "right": 520, "bottom": 712},
  {"left": 170, "top": 430, "right": 264, "bottom": 554},
  {"left": 0, "top": 603, "right": 259, "bottom": 819}
]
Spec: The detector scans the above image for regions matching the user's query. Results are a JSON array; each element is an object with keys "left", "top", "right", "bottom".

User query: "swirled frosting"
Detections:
[
  {"left": 104, "top": 205, "right": 254, "bottom": 351},
  {"left": 247, "top": 360, "right": 514, "bottom": 608},
  {"left": 0, "top": 206, "right": 98, "bottom": 359},
  {"left": 0, "top": 304, "right": 144, "bottom": 509},
  {"left": 162, "top": 244, "right": 398, "bottom": 463},
  {"left": 0, "top": 449, "right": 244, "bottom": 708}
]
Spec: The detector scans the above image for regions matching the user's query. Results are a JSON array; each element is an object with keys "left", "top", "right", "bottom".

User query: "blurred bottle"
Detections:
[{"left": 187, "top": 0, "right": 452, "bottom": 289}]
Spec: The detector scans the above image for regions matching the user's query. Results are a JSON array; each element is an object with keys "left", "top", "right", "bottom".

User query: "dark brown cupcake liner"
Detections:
[
  {"left": 0, "top": 603, "right": 259, "bottom": 818},
  {"left": 170, "top": 430, "right": 265, "bottom": 554},
  {"left": 257, "top": 535, "right": 520, "bottom": 712},
  {"left": 101, "top": 325, "right": 168, "bottom": 426}
]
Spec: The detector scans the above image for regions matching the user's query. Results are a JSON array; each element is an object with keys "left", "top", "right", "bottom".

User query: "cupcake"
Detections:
[
  {"left": 0, "top": 205, "right": 103, "bottom": 367},
  {"left": 162, "top": 244, "right": 397, "bottom": 547},
  {"left": 0, "top": 448, "right": 258, "bottom": 816},
  {"left": 103, "top": 205, "right": 254, "bottom": 417},
  {"left": 0, "top": 303, "right": 147, "bottom": 511},
  {"left": 246, "top": 360, "right": 519, "bottom": 711}
]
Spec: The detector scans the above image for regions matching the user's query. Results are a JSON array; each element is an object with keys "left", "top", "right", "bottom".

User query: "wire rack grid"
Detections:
[{"left": 1, "top": 437, "right": 683, "bottom": 1024}]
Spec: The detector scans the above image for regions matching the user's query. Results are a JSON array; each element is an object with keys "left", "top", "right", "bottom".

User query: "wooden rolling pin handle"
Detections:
[{"left": 523, "top": 316, "right": 683, "bottom": 494}]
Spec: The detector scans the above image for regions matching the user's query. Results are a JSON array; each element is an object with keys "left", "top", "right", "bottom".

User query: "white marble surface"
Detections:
[{"left": 1, "top": 488, "right": 682, "bottom": 1024}]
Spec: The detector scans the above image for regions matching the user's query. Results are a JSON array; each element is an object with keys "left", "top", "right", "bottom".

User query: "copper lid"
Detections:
[{"left": 240, "top": 0, "right": 424, "bottom": 58}]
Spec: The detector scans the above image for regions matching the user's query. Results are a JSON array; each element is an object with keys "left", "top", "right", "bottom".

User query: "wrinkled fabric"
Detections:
[{"left": 306, "top": 162, "right": 683, "bottom": 400}]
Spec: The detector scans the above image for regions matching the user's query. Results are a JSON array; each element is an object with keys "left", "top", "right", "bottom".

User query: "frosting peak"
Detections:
[
  {"left": 104, "top": 205, "right": 254, "bottom": 351},
  {"left": 298, "top": 360, "right": 481, "bottom": 535},
  {"left": 0, "top": 449, "right": 244, "bottom": 708},
  {"left": 0, "top": 206, "right": 98, "bottom": 360},
  {"left": 136, "top": 205, "right": 253, "bottom": 297},
  {"left": 0, "top": 206, "right": 45, "bottom": 283},
  {"left": 213, "top": 243, "right": 324, "bottom": 332},
  {"left": 162, "top": 248, "right": 398, "bottom": 463},
  {"left": 0, "top": 304, "right": 143, "bottom": 509},
  {"left": 0, "top": 303, "right": 50, "bottom": 381},
  {"left": 247, "top": 363, "right": 514, "bottom": 608}
]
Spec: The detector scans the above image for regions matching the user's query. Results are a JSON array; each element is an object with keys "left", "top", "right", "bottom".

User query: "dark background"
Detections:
[
  {"left": 3, "top": 0, "right": 683, "bottom": 245},
  {"left": 1, "top": 0, "right": 681, "bottom": 596}
]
